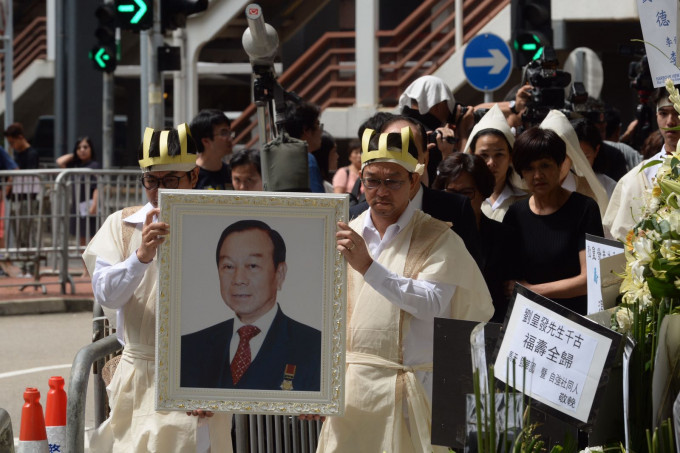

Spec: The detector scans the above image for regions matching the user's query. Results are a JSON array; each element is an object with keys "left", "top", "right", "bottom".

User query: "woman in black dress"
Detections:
[
  {"left": 502, "top": 127, "right": 603, "bottom": 315},
  {"left": 432, "top": 153, "right": 516, "bottom": 322}
]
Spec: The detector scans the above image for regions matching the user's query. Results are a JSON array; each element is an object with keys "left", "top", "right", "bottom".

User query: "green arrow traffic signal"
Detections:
[
  {"left": 115, "top": 0, "right": 152, "bottom": 30},
  {"left": 89, "top": 46, "right": 116, "bottom": 73},
  {"left": 94, "top": 48, "right": 110, "bottom": 67},
  {"left": 514, "top": 32, "right": 546, "bottom": 65}
]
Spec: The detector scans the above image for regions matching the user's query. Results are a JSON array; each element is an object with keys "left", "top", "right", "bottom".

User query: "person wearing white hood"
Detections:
[
  {"left": 398, "top": 75, "right": 474, "bottom": 184},
  {"left": 464, "top": 104, "right": 527, "bottom": 221},
  {"left": 539, "top": 110, "right": 610, "bottom": 218}
]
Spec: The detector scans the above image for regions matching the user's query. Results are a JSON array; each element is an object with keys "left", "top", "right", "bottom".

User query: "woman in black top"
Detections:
[
  {"left": 502, "top": 127, "right": 603, "bottom": 315},
  {"left": 56, "top": 137, "right": 101, "bottom": 245},
  {"left": 432, "top": 153, "right": 516, "bottom": 323}
]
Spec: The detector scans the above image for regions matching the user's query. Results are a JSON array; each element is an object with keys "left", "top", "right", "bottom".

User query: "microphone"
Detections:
[{"left": 242, "top": 4, "right": 279, "bottom": 68}]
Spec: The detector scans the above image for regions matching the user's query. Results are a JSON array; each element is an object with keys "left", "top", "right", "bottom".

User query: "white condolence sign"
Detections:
[
  {"left": 637, "top": 0, "right": 680, "bottom": 87},
  {"left": 494, "top": 292, "right": 613, "bottom": 424},
  {"left": 585, "top": 234, "right": 625, "bottom": 315}
]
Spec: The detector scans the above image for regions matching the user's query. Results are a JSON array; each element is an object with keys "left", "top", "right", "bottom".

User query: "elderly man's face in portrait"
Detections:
[{"left": 217, "top": 228, "right": 287, "bottom": 324}]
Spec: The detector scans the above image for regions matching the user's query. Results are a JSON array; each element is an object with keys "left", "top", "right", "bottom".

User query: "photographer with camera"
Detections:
[
  {"left": 475, "top": 83, "right": 534, "bottom": 130},
  {"left": 398, "top": 75, "right": 473, "bottom": 186},
  {"left": 624, "top": 55, "right": 656, "bottom": 151}
]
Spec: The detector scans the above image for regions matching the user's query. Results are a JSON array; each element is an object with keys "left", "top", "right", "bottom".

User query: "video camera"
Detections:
[
  {"left": 520, "top": 47, "right": 572, "bottom": 125},
  {"left": 241, "top": 4, "right": 309, "bottom": 192}
]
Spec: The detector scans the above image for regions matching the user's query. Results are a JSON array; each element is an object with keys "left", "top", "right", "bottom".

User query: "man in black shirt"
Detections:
[
  {"left": 5, "top": 123, "right": 38, "bottom": 170},
  {"left": 190, "top": 109, "right": 233, "bottom": 190},
  {"left": 4, "top": 123, "right": 39, "bottom": 276}
]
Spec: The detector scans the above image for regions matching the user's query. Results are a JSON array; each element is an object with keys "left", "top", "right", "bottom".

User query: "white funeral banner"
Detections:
[
  {"left": 637, "top": 0, "right": 680, "bottom": 87},
  {"left": 585, "top": 234, "right": 625, "bottom": 315},
  {"left": 494, "top": 294, "right": 613, "bottom": 423}
]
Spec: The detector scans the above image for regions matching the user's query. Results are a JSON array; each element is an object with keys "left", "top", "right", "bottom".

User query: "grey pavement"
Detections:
[
  {"left": 0, "top": 272, "right": 94, "bottom": 316},
  {"left": 0, "top": 268, "right": 96, "bottom": 448}
]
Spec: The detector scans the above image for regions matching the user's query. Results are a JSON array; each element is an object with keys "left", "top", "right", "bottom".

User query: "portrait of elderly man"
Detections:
[{"left": 181, "top": 219, "right": 321, "bottom": 391}]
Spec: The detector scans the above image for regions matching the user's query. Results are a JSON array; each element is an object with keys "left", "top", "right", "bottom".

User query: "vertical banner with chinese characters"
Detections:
[
  {"left": 585, "top": 234, "right": 625, "bottom": 315},
  {"left": 494, "top": 288, "right": 621, "bottom": 425},
  {"left": 637, "top": 0, "right": 680, "bottom": 87}
]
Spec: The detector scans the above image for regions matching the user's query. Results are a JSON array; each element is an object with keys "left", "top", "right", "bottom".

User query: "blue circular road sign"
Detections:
[{"left": 463, "top": 33, "right": 513, "bottom": 92}]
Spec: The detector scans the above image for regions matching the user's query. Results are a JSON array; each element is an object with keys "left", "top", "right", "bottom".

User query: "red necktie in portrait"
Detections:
[{"left": 231, "top": 325, "right": 261, "bottom": 385}]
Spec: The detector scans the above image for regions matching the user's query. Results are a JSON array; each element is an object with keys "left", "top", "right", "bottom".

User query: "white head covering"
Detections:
[
  {"left": 463, "top": 104, "right": 525, "bottom": 190},
  {"left": 398, "top": 75, "right": 456, "bottom": 115},
  {"left": 463, "top": 104, "right": 514, "bottom": 154},
  {"left": 539, "top": 110, "right": 609, "bottom": 216}
]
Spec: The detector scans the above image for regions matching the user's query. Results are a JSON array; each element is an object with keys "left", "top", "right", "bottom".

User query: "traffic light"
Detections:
[
  {"left": 511, "top": 0, "right": 552, "bottom": 68},
  {"left": 90, "top": 4, "right": 117, "bottom": 73},
  {"left": 161, "top": 0, "right": 208, "bottom": 32},
  {"left": 115, "top": 0, "right": 153, "bottom": 30}
]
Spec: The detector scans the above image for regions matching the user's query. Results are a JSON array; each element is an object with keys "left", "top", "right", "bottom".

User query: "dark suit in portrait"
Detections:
[
  {"left": 349, "top": 184, "right": 482, "bottom": 267},
  {"left": 180, "top": 305, "right": 321, "bottom": 391}
]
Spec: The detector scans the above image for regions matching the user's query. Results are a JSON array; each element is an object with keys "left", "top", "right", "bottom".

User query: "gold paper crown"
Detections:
[
  {"left": 361, "top": 126, "right": 419, "bottom": 172},
  {"left": 138, "top": 123, "right": 197, "bottom": 171}
]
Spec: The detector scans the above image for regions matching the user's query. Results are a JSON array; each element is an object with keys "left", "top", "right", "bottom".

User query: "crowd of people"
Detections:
[{"left": 11, "top": 67, "right": 664, "bottom": 451}]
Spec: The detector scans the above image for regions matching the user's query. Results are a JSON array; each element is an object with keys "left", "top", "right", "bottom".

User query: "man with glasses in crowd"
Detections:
[
  {"left": 351, "top": 114, "right": 483, "bottom": 267},
  {"left": 190, "top": 109, "right": 234, "bottom": 190},
  {"left": 83, "top": 124, "right": 231, "bottom": 452},
  {"left": 315, "top": 125, "right": 492, "bottom": 452}
]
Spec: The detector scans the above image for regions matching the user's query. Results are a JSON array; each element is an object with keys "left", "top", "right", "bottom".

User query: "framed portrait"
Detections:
[{"left": 155, "top": 190, "right": 347, "bottom": 415}]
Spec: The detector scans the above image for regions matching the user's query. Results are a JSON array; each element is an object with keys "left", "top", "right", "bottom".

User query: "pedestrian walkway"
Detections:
[{"left": 0, "top": 271, "right": 93, "bottom": 316}]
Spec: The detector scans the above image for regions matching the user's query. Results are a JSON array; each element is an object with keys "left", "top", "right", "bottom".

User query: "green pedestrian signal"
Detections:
[
  {"left": 89, "top": 45, "right": 117, "bottom": 73},
  {"left": 115, "top": 0, "right": 152, "bottom": 30}
]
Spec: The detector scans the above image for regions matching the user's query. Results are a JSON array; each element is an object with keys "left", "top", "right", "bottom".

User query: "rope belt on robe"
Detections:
[
  {"left": 346, "top": 351, "right": 434, "bottom": 453},
  {"left": 122, "top": 343, "right": 155, "bottom": 362}
]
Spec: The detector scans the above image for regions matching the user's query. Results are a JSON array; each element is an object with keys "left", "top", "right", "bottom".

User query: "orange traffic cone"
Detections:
[
  {"left": 17, "top": 387, "right": 49, "bottom": 453},
  {"left": 45, "top": 376, "right": 67, "bottom": 452}
]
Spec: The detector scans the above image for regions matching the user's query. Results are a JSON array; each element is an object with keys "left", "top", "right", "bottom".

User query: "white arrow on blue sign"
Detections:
[{"left": 462, "top": 33, "right": 513, "bottom": 92}]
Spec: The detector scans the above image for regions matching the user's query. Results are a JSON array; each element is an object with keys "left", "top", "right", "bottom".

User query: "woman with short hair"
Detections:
[{"left": 502, "top": 127, "right": 604, "bottom": 315}]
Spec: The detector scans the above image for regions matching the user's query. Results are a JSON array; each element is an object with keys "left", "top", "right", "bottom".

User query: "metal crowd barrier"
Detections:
[
  {"left": 238, "top": 414, "right": 323, "bottom": 452},
  {"left": 53, "top": 169, "right": 144, "bottom": 293},
  {"left": 0, "top": 169, "right": 144, "bottom": 294}
]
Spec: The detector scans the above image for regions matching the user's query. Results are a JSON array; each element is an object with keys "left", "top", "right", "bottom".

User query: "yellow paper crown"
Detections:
[
  {"left": 138, "top": 123, "right": 196, "bottom": 171},
  {"left": 361, "top": 126, "right": 419, "bottom": 172}
]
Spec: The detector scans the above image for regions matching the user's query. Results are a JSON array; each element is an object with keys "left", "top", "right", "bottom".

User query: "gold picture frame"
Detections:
[{"left": 155, "top": 190, "right": 347, "bottom": 415}]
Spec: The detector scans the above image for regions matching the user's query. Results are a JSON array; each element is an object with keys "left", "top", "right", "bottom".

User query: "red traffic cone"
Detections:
[
  {"left": 17, "top": 387, "right": 49, "bottom": 453},
  {"left": 45, "top": 376, "right": 67, "bottom": 452}
]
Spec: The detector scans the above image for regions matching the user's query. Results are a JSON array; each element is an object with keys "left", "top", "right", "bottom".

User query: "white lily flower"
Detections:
[
  {"left": 616, "top": 308, "right": 634, "bottom": 333},
  {"left": 633, "top": 237, "right": 655, "bottom": 263}
]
